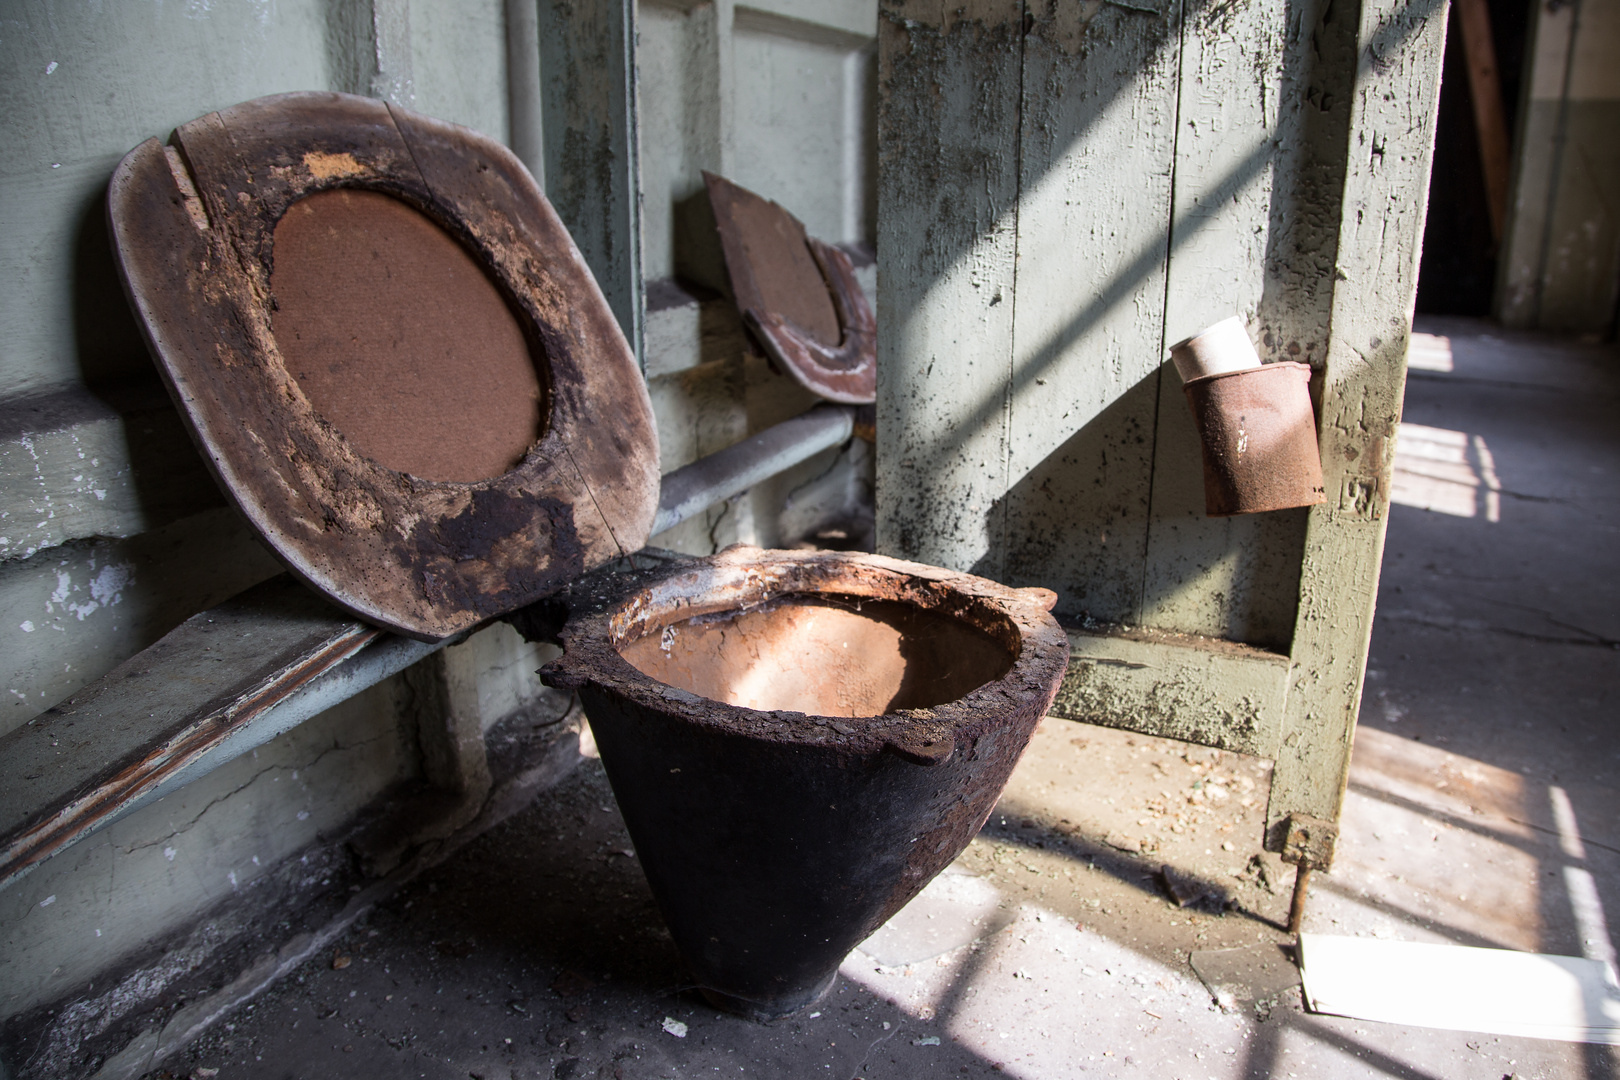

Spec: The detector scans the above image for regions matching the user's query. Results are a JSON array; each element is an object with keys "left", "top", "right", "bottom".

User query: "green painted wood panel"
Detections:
[
  {"left": 0, "top": 0, "right": 337, "bottom": 399},
  {"left": 1137, "top": 0, "right": 1306, "bottom": 651},
  {"left": 996, "top": 3, "right": 1180, "bottom": 623},
  {"left": 876, "top": 2, "right": 1023, "bottom": 575},
  {"left": 878, "top": 0, "right": 1447, "bottom": 862}
]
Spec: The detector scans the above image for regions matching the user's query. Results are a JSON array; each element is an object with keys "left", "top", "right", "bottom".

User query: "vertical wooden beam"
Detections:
[
  {"left": 1138, "top": 0, "right": 1304, "bottom": 650},
  {"left": 997, "top": 2, "right": 1181, "bottom": 622},
  {"left": 1455, "top": 0, "right": 1511, "bottom": 242},
  {"left": 874, "top": 1, "right": 1023, "bottom": 574},
  {"left": 1265, "top": 0, "right": 1450, "bottom": 860},
  {"left": 369, "top": 0, "right": 416, "bottom": 106},
  {"left": 669, "top": 0, "right": 738, "bottom": 294},
  {"left": 1496, "top": 0, "right": 1580, "bottom": 326},
  {"left": 539, "top": 0, "right": 645, "bottom": 365}
]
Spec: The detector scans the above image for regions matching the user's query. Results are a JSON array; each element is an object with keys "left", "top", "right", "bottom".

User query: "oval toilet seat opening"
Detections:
[
  {"left": 615, "top": 591, "right": 1016, "bottom": 717},
  {"left": 270, "top": 187, "right": 549, "bottom": 483}
]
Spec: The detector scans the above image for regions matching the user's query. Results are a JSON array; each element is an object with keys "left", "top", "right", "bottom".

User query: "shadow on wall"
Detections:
[
  {"left": 70, "top": 185, "right": 226, "bottom": 528},
  {"left": 975, "top": 362, "right": 1307, "bottom": 651},
  {"left": 973, "top": 369, "right": 1159, "bottom": 627},
  {"left": 882, "top": 0, "right": 1456, "bottom": 646},
  {"left": 71, "top": 185, "right": 151, "bottom": 392}
]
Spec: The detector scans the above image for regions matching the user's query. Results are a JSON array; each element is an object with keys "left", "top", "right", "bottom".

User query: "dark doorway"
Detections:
[{"left": 1414, "top": 0, "right": 1531, "bottom": 316}]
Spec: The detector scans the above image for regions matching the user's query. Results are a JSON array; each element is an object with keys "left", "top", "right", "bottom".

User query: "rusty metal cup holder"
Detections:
[{"left": 1182, "top": 361, "right": 1327, "bottom": 516}]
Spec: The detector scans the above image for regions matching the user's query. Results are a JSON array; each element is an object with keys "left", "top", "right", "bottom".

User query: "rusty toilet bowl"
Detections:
[
  {"left": 530, "top": 547, "right": 1070, "bottom": 1020},
  {"left": 109, "top": 92, "right": 1067, "bottom": 1024}
]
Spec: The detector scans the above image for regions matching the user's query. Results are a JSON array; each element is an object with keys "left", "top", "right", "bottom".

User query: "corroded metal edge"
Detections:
[{"left": 535, "top": 546, "right": 1071, "bottom": 764}]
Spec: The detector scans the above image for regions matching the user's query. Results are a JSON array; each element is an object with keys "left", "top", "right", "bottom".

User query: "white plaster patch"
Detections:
[
  {"left": 48, "top": 570, "right": 71, "bottom": 609},
  {"left": 45, "top": 60, "right": 58, "bottom": 74},
  {"left": 89, "top": 562, "right": 132, "bottom": 608},
  {"left": 39, "top": 895, "right": 56, "bottom": 908},
  {"left": 19, "top": 621, "right": 34, "bottom": 632},
  {"left": 164, "top": 847, "right": 176, "bottom": 862}
]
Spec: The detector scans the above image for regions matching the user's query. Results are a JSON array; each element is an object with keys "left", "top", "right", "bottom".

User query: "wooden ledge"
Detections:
[
  {"left": 1051, "top": 624, "right": 1290, "bottom": 758},
  {"left": 0, "top": 575, "right": 441, "bottom": 891}
]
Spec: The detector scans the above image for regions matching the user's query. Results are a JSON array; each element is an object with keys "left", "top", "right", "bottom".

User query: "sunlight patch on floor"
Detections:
[{"left": 1390, "top": 423, "right": 1503, "bottom": 521}]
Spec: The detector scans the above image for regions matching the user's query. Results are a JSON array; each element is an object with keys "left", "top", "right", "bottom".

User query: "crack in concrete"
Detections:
[
  {"left": 1378, "top": 608, "right": 1619, "bottom": 649},
  {"left": 119, "top": 734, "right": 390, "bottom": 856}
]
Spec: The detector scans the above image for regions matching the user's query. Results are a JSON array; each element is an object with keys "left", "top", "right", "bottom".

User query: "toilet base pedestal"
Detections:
[
  {"left": 522, "top": 548, "right": 1070, "bottom": 1024},
  {"left": 699, "top": 970, "right": 839, "bottom": 1022}
]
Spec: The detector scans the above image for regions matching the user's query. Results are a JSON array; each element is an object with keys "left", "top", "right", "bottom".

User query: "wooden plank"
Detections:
[
  {"left": 1050, "top": 627, "right": 1289, "bottom": 757},
  {"left": 0, "top": 577, "right": 381, "bottom": 890},
  {"left": 1265, "top": 0, "right": 1448, "bottom": 858},
  {"left": 0, "top": 383, "right": 222, "bottom": 563},
  {"left": 874, "top": 0, "right": 1024, "bottom": 576},
  {"left": 540, "top": 0, "right": 646, "bottom": 363},
  {"left": 996, "top": 1, "right": 1181, "bottom": 624},
  {"left": 1299, "top": 934, "right": 1620, "bottom": 1042},
  {"left": 1137, "top": 0, "right": 1305, "bottom": 650},
  {"left": 1455, "top": 0, "right": 1511, "bottom": 243}
]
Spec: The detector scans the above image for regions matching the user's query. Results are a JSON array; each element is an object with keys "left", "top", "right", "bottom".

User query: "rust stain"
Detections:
[{"left": 1184, "top": 362, "right": 1326, "bottom": 516}]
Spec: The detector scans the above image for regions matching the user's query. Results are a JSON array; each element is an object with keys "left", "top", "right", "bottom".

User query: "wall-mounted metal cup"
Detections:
[{"left": 1182, "top": 361, "right": 1326, "bottom": 516}]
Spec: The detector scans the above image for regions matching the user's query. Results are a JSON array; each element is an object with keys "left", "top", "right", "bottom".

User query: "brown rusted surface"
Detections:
[
  {"left": 270, "top": 188, "right": 544, "bottom": 483},
  {"left": 620, "top": 597, "right": 1013, "bottom": 717},
  {"left": 108, "top": 92, "right": 660, "bottom": 641},
  {"left": 703, "top": 172, "right": 876, "bottom": 405},
  {"left": 525, "top": 547, "right": 1068, "bottom": 1018},
  {"left": 1183, "top": 361, "right": 1327, "bottom": 516},
  {"left": 0, "top": 577, "right": 378, "bottom": 890},
  {"left": 1280, "top": 812, "right": 1339, "bottom": 870}
]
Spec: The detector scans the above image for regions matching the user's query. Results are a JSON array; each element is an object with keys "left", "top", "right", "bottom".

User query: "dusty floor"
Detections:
[{"left": 148, "top": 319, "right": 1619, "bottom": 1079}]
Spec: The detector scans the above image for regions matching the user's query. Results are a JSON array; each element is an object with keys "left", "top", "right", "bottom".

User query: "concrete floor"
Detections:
[{"left": 148, "top": 318, "right": 1619, "bottom": 1080}]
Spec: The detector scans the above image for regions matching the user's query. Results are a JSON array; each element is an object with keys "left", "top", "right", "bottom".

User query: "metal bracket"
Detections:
[
  {"left": 1280, "top": 813, "right": 1339, "bottom": 934},
  {"left": 1280, "top": 813, "right": 1339, "bottom": 870}
]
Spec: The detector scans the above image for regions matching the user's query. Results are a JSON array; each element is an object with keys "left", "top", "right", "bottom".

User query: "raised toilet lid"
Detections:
[
  {"left": 703, "top": 172, "right": 876, "bottom": 405},
  {"left": 108, "top": 92, "right": 659, "bottom": 641}
]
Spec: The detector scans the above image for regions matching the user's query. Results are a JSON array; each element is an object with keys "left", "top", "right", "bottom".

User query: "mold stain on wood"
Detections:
[{"left": 876, "top": 0, "right": 1445, "bottom": 857}]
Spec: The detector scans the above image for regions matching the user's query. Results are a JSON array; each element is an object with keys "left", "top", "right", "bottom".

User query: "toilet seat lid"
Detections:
[
  {"left": 109, "top": 92, "right": 660, "bottom": 641},
  {"left": 703, "top": 173, "right": 876, "bottom": 405}
]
